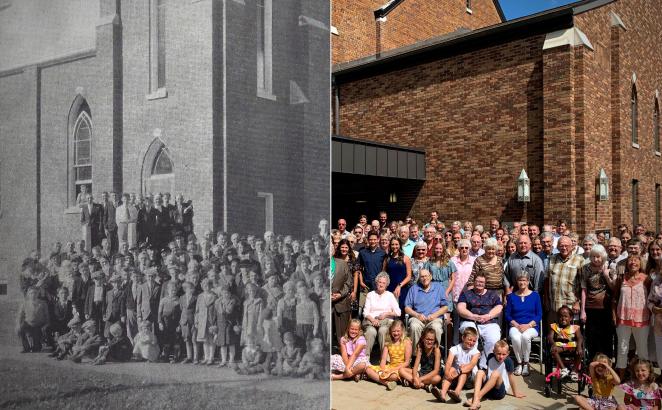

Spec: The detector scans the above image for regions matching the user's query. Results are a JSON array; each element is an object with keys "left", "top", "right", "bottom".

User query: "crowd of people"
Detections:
[
  {"left": 330, "top": 212, "right": 662, "bottom": 409},
  {"left": 15, "top": 190, "right": 330, "bottom": 380}
]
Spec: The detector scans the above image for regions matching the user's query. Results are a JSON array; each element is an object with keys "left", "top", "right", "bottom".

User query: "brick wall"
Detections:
[
  {"left": 338, "top": 35, "right": 546, "bottom": 228},
  {"left": 576, "top": 0, "right": 662, "bottom": 233},
  {"left": 332, "top": 0, "right": 502, "bottom": 64}
]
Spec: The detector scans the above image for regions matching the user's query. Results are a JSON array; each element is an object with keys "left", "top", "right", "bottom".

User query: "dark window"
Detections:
[
  {"left": 152, "top": 148, "right": 173, "bottom": 175},
  {"left": 632, "top": 85, "right": 638, "bottom": 145},
  {"left": 150, "top": 0, "right": 166, "bottom": 91},
  {"left": 632, "top": 179, "right": 639, "bottom": 226}
]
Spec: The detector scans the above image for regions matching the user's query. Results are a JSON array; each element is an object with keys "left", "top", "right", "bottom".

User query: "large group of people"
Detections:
[
  {"left": 15, "top": 190, "right": 330, "bottom": 380},
  {"left": 330, "top": 212, "right": 662, "bottom": 409}
]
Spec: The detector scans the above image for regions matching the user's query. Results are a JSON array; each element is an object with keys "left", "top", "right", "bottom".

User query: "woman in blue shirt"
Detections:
[{"left": 504, "top": 271, "right": 542, "bottom": 377}]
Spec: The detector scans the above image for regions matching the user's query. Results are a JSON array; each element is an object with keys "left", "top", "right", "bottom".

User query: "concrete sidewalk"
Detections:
[{"left": 331, "top": 366, "right": 626, "bottom": 409}]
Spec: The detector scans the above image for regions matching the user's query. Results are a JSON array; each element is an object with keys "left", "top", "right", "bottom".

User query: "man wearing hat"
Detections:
[
  {"left": 137, "top": 267, "right": 161, "bottom": 337},
  {"left": 84, "top": 270, "right": 107, "bottom": 338},
  {"left": 103, "top": 274, "right": 126, "bottom": 339}
]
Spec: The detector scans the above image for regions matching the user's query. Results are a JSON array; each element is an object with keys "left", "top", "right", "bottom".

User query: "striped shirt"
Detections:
[{"left": 468, "top": 255, "right": 505, "bottom": 291}]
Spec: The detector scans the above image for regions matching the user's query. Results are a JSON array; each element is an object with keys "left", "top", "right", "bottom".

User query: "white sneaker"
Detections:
[
  {"left": 560, "top": 368, "right": 570, "bottom": 379},
  {"left": 521, "top": 364, "right": 530, "bottom": 377},
  {"left": 513, "top": 365, "right": 522, "bottom": 376}
]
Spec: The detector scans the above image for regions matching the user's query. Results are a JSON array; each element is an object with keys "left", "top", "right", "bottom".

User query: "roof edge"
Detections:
[{"left": 493, "top": 0, "right": 506, "bottom": 22}]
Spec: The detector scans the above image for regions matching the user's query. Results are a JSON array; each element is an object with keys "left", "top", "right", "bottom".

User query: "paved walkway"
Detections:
[{"left": 331, "top": 366, "right": 626, "bottom": 409}]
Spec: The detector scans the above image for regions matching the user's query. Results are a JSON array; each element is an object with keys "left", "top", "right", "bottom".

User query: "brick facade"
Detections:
[
  {"left": 332, "top": 0, "right": 502, "bottom": 64},
  {"left": 334, "top": 0, "right": 662, "bottom": 235},
  {"left": 0, "top": 0, "right": 330, "bottom": 298}
]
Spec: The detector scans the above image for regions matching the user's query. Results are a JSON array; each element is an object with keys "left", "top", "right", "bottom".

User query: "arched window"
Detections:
[
  {"left": 654, "top": 97, "right": 660, "bottom": 153},
  {"left": 631, "top": 85, "right": 638, "bottom": 145},
  {"left": 68, "top": 96, "right": 92, "bottom": 206},
  {"left": 142, "top": 137, "right": 174, "bottom": 195},
  {"left": 152, "top": 147, "right": 173, "bottom": 175}
]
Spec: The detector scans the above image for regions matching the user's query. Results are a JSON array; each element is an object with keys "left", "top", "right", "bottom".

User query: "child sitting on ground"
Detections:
[
  {"left": 400, "top": 327, "right": 442, "bottom": 391},
  {"left": 433, "top": 325, "right": 480, "bottom": 402},
  {"left": 465, "top": 339, "right": 525, "bottom": 410},
  {"left": 16, "top": 286, "right": 50, "bottom": 353},
  {"left": 574, "top": 353, "right": 620, "bottom": 410},
  {"left": 69, "top": 320, "right": 103, "bottom": 363},
  {"left": 236, "top": 335, "right": 264, "bottom": 375},
  {"left": 547, "top": 305, "right": 584, "bottom": 380},
  {"left": 132, "top": 320, "right": 160, "bottom": 362},
  {"left": 297, "top": 337, "right": 327, "bottom": 379},
  {"left": 52, "top": 315, "right": 82, "bottom": 360},
  {"left": 618, "top": 359, "right": 660, "bottom": 410},
  {"left": 331, "top": 318, "right": 369, "bottom": 381},
  {"left": 275, "top": 332, "right": 302, "bottom": 376},
  {"left": 92, "top": 323, "right": 133, "bottom": 365},
  {"left": 365, "top": 319, "right": 412, "bottom": 391}
]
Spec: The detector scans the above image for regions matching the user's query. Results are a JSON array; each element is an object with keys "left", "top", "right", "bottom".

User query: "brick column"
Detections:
[
  {"left": 610, "top": 16, "right": 625, "bottom": 232},
  {"left": 542, "top": 43, "right": 577, "bottom": 227}
]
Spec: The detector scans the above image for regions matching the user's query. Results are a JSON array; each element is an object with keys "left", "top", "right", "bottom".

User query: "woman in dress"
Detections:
[
  {"left": 428, "top": 241, "right": 457, "bottom": 312},
  {"left": 383, "top": 237, "right": 412, "bottom": 308}
]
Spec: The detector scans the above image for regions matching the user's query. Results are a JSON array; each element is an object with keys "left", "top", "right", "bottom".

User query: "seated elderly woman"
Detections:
[
  {"left": 504, "top": 271, "right": 542, "bottom": 377},
  {"left": 456, "top": 272, "right": 503, "bottom": 368},
  {"left": 362, "top": 272, "right": 401, "bottom": 359}
]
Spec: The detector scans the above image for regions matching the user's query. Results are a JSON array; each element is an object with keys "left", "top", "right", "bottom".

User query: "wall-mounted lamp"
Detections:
[
  {"left": 389, "top": 193, "right": 397, "bottom": 203},
  {"left": 517, "top": 169, "right": 530, "bottom": 202},
  {"left": 597, "top": 168, "right": 609, "bottom": 201}
]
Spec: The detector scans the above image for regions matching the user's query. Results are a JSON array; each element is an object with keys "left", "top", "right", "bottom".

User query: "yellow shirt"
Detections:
[{"left": 593, "top": 374, "right": 615, "bottom": 398}]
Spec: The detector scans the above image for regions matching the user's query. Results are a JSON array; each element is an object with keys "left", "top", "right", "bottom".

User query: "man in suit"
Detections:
[
  {"left": 171, "top": 194, "right": 194, "bottom": 238},
  {"left": 141, "top": 197, "right": 158, "bottom": 247},
  {"left": 103, "top": 274, "right": 126, "bottom": 339},
  {"left": 152, "top": 194, "right": 172, "bottom": 250},
  {"left": 81, "top": 193, "right": 103, "bottom": 252},
  {"left": 136, "top": 267, "right": 162, "bottom": 338},
  {"left": 101, "top": 192, "right": 118, "bottom": 254},
  {"left": 331, "top": 257, "right": 353, "bottom": 344},
  {"left": 124, "top": 267, "right": 143, "bottom": 342}
]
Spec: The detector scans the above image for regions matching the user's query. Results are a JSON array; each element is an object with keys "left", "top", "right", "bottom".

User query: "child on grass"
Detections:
[
  {"left": 464, "top": 339, "right": 525, "bottom": 410},
  {"left": 432, "top": 325, "right": 480, "bottom": 402},
  {"left": 236, "top": 335, "right": 264, "bottom": 375},
  {"left": 70, "top": 320, "right": 103, "bottom": 363},
  {"left": 158, "top": 281, "right": 182, "bottom": 363},
  {"left": 365, "top": 319, "right": 412, "bottom": 391},
  {"left": 132, "top": 320, "right": 159, "bottom": 362},
  {"left": 399, "top": 327, "right": 442, "bottom": 391},
  {"left": 574, "top": 353, "right": 620, "bottom": 410},
  {"left": 275, "top": 331, "right": 302, "bottom": 376},
  {"left": 213, "top": 283, "right": 240, "bottom": 367},
  {"left": 618, "top": 359, "right": 660, "bottom": 410},
  {"left": 195, "top": 278, "right": 217, "bottom": 365},
  {"left": 92, "top": 322, "right": 132, "bottom": 365},
  {"left": 178, "top": 281, "right": 197, "bottom": 364},
  {"left": 297, "top": 337, "right": 327, "bottom": 379},
  {"left": 331, "top": 318, "right": 369, "bottom": 381},
  {"left": 52, "top": 315, "right": 82, "bottom": 360}
]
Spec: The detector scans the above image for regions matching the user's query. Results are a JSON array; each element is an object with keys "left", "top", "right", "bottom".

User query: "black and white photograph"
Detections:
[{"left": 0, "top": 0, "right": 330, "bottom": 408}]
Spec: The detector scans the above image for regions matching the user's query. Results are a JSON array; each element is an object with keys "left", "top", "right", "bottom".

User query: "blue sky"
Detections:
[{"left": 499, "top": 0, "right": 579, "bottom": 20}]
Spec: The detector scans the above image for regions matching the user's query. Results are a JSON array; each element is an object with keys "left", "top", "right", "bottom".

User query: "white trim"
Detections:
[
  {"left": 331, "top": 25, "right": 339, "bottom": 35},
  {"left": 376, "top": 16, "right": 387, "bottom": 22},
  {"left": 632, "top": 142, "right": 640, "bottom": 149},
  {"left": 632, "top": 72, "right": 637, "bottom": 84},
  {"left": 466, "top": 7, "right": 473, "bottom": 14},
  {"left": 656, "top": 151, "right": 661, "bottom": 157},
  {"left": 257, "top": 192, "right": 274, "bottom": 233},
  {"left": 542, "top": 27, "right": 594, "bottom": 51},
  {"left": 298, "top": 15, "right": 328, "bottom": 31},
  {"left": 609, "top": 11, "right": 626, "bottom": 30},
  {"left": 146, "top": 87, "right": 168, "bottom": 100}
]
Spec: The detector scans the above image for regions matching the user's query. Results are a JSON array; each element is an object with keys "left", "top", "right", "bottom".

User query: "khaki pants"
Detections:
[{"left": 362, "top": 318, "right": 393, "bottom": 360}]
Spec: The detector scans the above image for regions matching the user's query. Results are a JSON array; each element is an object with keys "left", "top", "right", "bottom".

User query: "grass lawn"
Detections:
[{"left": 0, "top": 358, "right": 327, "bottom": 409}]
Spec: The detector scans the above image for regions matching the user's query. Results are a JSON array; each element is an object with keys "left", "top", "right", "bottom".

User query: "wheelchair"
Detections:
[{"left": 543, "top": 326, "right": 590, "bottom": 397}]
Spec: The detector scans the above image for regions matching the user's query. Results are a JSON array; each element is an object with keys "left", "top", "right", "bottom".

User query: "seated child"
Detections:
[
  {"left": 92, "top": 323, "right": 133, "bottom": 365},
  {"left": 432, "top": 325, "right": 480, "bottom": 402},
  {"left": 48, "top": 287, "right": 73, "bottom": 347},
  {"left": 69, "top": 320, "right": 103, "bottom": 363},
  {"left": 547, "top": 305, "right": 584, "bottom": 380},
  {"left": 52, "top": 315, "right": 82, "bottom": 360},
  {"left": 400, "top": 327, "right": 442, "bottom": 391},
  {"left": 365, "top": 320, "right": 412, "bottom": 390},
  {"left": 297, "top": 337, "right": 327, "bottom": 380},
  {"left": 574, "top": 353, "right": 620, "bottom": 410},
  {"left": 331, "top": 318, "right": 369, "bottom": 381},
  {"left": 132, "top": 321, "right": 160, "bottom": 362},
  {"left": 275, "top": 332, "right": 302, "bottom": 376},
  {"left": 618, "top": 359, "right": 660, "bottom": 410},
  {"left": 465, "top": 340, "right": 525, "bottom": 410},
  {"left": 261, "top": 308, "right": 283, "bottom": 374},
  {"left": 15, "top": 286, "right": 50, "bottom": 353},
  {"left": 236, "top": 335, "right": 264, "bottom": 375}
]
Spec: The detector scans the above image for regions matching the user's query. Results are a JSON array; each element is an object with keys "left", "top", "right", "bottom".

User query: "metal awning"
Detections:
[{"left": 332, "top": 135, "right": 425, "bottom": 180}]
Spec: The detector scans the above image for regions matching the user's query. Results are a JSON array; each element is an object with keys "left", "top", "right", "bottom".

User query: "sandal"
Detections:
[{"left": 448, "top": 390, "right": 462, "bottom": 403}]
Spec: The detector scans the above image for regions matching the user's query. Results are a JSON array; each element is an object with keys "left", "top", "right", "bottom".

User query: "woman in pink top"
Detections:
[
  {"left": 614, "top": 255, "right": 651, "bottom": 377},
  {"left": 450, "top": 239, "right": 475, "bottom": 344}
]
